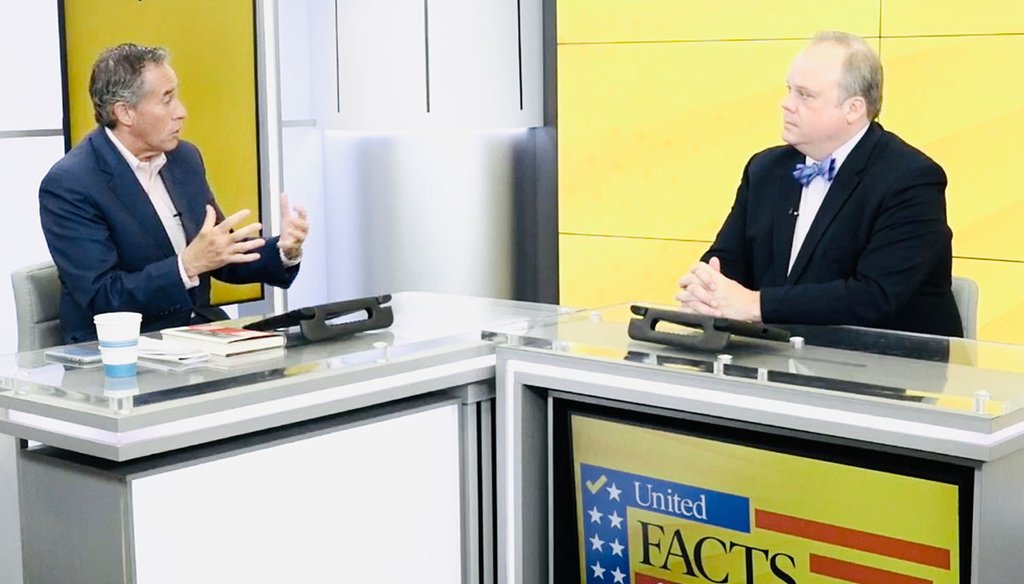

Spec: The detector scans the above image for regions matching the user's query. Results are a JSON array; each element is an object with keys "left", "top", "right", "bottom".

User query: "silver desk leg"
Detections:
[{"left": 0, "top": 434, "right": 24, "bottom": 584}]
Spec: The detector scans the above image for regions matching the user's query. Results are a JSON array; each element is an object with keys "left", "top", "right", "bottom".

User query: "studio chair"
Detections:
[
  {"left": 951, "top": 276, "right": 979, "bottom": 340},
  {"left": 11, "top": 261, "right": 63, "bottom": 351}
]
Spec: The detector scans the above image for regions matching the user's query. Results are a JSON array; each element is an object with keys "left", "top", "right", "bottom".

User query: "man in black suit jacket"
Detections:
[
  {"left": 677, "top": 32, "right": 962, "bottom": 337},
  {"left": 39, "top": 44, "right": 309, "bottom": 342}
]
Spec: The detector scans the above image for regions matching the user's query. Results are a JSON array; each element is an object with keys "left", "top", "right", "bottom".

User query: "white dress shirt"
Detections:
[
  {"left": 787, "top": 123, "right": 871, "bottom": 275},
  {"left": 105, "top": 128, "right": 198, "bottom": 289}
]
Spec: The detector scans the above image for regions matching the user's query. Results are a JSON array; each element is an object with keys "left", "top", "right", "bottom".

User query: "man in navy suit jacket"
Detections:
[
  {"left": 39, "top": 44, "right": 309, "bottom": 343},
  {"left": 677, "top": 32, "right": 962, "bottom": 337}
]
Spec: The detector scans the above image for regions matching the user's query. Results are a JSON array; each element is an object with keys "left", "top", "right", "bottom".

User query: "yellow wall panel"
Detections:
[
  {"left": 557, "top": 0, "right": 879, "bottom": 44},
  {"left": 559, "top": 234, "right": 709, "bottom": 309},
  {"left": 558, "top": 40, "right": 805, "bottom": 241},
  {"left": 882, "top": 0, "right": 1024, "bottom": 36},
  {"left": 952, "top": 258, "right": 1024, "bottom": 345},
  {"left": 557, "top": 1, "right": 1024, "bottom": 344},
  {"left": 63, "top": 0, "right": 261, "bottom": 304},
  {"left": 881, "top": 36, "right": 1024, "bottom": 262}
]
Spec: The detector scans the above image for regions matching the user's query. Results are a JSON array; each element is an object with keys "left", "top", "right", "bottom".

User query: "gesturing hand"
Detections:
[
  {"left": 181, "top": 206, "right": 265, "bottom": 278},
  {"left": 278, "top": 192, "right": 308, "bottom": 261}
]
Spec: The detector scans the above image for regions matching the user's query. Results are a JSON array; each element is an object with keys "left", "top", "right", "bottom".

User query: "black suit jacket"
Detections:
[
  {"left": 39, "top": 128, "right": 299, "bottom": 343},
  {"left": 703, "top": 122, "right": 963, "bottom": 337}
]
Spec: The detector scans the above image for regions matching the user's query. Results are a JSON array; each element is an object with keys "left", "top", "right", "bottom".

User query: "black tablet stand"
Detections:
[
  {"left": 244, "top": 294, "right": 394, "bottom": 342},
  {"left": 627, "top": 305, "right": 790, "bottom": 351}
]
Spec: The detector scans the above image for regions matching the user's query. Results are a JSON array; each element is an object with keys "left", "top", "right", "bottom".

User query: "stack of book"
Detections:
[
  {"left": 160, "top": 324, "right": 285, "bottom": 358},
  {"left": 137, "top": 337, "right": 209, "bottom": 364}
]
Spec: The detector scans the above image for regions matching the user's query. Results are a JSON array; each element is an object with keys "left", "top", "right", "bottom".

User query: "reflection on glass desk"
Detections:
[{"left": 486, "top": 303, "right": 1024, "bottom": 421}]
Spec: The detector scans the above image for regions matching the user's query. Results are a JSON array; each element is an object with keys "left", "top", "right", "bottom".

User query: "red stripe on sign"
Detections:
[
  {"left": 755, "top": 509, "right": 950, "bottom": 569},
  {"left": 810, "top": 554, "right": 932, "bottom": 584},
  {"left": 634, "top": 573, "right": 685, "bottom": 584}
]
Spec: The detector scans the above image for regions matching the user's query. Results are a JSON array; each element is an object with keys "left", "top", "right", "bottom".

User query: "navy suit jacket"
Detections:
[
  {"left": 703, "top": 122, "right": 963, "bottom": 337},
  {"left": 39, "top": 128, "right": 299, "bottom": 343}
]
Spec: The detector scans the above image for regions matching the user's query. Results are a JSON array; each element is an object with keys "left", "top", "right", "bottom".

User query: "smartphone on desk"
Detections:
[{"left": 44, "top": 345, "right": 103, "bottom": 366}]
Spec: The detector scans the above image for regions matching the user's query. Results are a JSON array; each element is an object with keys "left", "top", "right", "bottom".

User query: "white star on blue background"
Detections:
[{"left": 582, "top": 465, "right": 631, "bottom": 584}]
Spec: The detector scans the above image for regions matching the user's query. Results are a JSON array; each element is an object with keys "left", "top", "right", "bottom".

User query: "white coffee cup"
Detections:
[{"left": 93, "top": 312, "right": 142, "bottom": 378}]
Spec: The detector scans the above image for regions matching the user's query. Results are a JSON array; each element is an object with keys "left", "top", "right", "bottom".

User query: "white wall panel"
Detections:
[
  {"left": 361, "top": 131, "right": 516, "bottom": 297},
  {"left": 281, "top": 126, "right": 328, "bottom": 308},
  {"left": 278, "top": 0, "right": 330, "bottom": 309},
  {"left": 314, "top": 0, "right": 542, "bottom": 130},
  {"left": 428, "top": 0, "right": 522, "bottom": 124},
  {"left": 0, "top": 136, "right": 64, "bottom": 354},
  {"left": 332, "top": 0, "right": 429, "bottom": 129},
  {"left": 0, "top": 0, "right": 62, "bottom": 131},
  {"left": 0, "top": 6, "right": 63, "bottom": 583},
  {"left": 276, "top": 0, "right": 315, "bottom": 121},
  {"left": 321, "top": 131, "right": 369, "bottom": 301},
  {"left": 293, "top": 0, "right": 535, "bottom": 304},
  {"left": 0, "top": 134, "right": 61, "bottom": 584},
  {"left": 321, "top": 129, "right": 519, "bottom": 301}
]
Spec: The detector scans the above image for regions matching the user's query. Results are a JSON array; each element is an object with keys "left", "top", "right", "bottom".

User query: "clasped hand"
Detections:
[{"left": 675, "top": 257, "right": 762, "bottom": 322}]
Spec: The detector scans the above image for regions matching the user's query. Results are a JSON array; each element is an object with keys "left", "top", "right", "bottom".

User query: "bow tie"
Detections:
[{"left": 792, "top": 156, "right": 836, "bottom": 186}]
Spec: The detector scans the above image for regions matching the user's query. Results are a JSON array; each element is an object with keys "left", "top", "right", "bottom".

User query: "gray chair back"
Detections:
[
  {"left": 11, "top": 261, "right": 63, "bottom": 351},
  {"left": 951, "top": 276, "right": 979, "bottom": 340}
]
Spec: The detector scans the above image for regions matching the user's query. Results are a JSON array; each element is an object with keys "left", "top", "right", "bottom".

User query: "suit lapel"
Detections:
[
  {"left": 785, "top": 122, "right": 882, "bottom": 284},
  {"left": 159, "top": 159, "right": 201, "bottom": 242},
  {"left": 771, "top": 149, "right": 804, "bottom": 286},
  {"left": 90, "top": 130, "right": 176, "bottom": 257}
]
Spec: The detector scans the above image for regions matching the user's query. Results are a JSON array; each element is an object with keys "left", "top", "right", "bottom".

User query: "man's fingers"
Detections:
[
  {"left": 228, "top": 222, "right": 263, "bottom": 241},
  {"left": 684, "top": 283, "right": 718, "bottom": 307},
  {"left": 281, "top": 215, "right": 310, "bottom": 251},
  {"left": 231, "top": 238, "right": 266, "bottom": 254},
  {"left": 226, "top": 252, "right": 261, "bottom": 264},
  {"left": 289, "top": 214, "right": 309, "bottom": 232},
  {"left": 201, "top": 205, "right": 217, "bottom": 230},
  {"left": 679, "top": 270, "right": 716, "bottom": 297},
  {"left": 677, "top": 304, "right": 698, "bottom": 315},
  {"left": 690, "top": 263, "right": 718, "bottom": 291},
  {"left": 217, "top": 209, "right": 252, "bottom": 231},
  {"left": 283, "top": 219, "right": 309, "bottom": 240},
  {"left": 689, "top": 302, "right": 723, "bottom": 317},
  {"left": 678, "top": 269, "right": 705, "bottom": 289},
  {"left": 709, "top": 256, "right": 722, "bottom": 273},
  {"left": 676, "top": 295, "right": 722, "bottom": 317},
  {"left": 676, "top": 284, "right": 718, "bottom": 308},
  {"left": 290, "top": 227, "right": 309, "bottom": 245},
  {"left": 279, "top": 192, "right": 292, "bottom": 219}
]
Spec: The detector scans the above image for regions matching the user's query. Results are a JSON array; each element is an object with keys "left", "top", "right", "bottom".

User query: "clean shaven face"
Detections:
[
  {"left": 780, "top": 42, "right": 852, "bottom": 161},
  {"left": 122, "top": 62, "right": 188, "bottom": 160}
]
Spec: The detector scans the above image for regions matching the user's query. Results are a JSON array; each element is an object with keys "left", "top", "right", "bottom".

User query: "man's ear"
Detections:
[
  {"left": 112, "top": 102, "right": 134, "bottom": 127},
  {"left": 845, "top": 96, "right": 867, "bottom": 124}
]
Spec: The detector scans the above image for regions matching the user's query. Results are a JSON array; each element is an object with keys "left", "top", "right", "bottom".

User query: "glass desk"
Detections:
[
  {"left": 0, "top": 292, "right": 570, "bottom": 584},
  {"left": 492, "top": 303, "right": 1024, "bottom": 584},
  {"left": 491, "top": 303, "right": 1024, "bottom": 438},
  {"left": 0, "top": 291, "right": 570, "bottom": 460}
]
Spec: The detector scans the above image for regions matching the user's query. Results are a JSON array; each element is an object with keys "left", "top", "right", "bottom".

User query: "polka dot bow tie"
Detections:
[{"left": 792, "top": 156, "right": 836, "bottom": 186}]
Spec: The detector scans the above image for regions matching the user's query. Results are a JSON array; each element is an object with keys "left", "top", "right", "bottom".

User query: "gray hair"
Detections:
[
  {"left": 89, "top": 43, "right": 169, "bottom": 128},
  {"left": 811, "top": 31, "right": 883, "bottom": 120}
]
